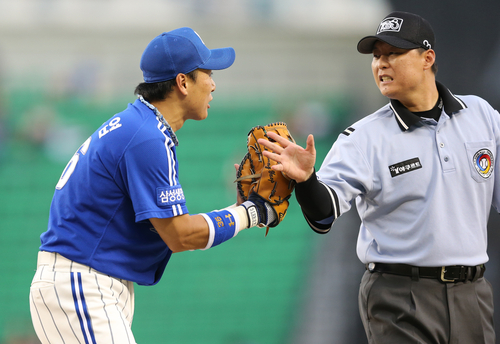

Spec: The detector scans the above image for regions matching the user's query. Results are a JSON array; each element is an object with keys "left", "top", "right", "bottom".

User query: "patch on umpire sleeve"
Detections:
[
  {"left": 389, "top": 157, "right": 422, "bottom": 177},
  {"left": 157, "top": 185, "right": 186, "bottom": 206},
  {"left": 341, "top": 127, "right": 355, "bottom": 136}
]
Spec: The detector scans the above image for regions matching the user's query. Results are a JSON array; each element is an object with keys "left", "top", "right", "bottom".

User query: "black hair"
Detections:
[{"left": 134, "top": 70, "right": 198, "bottom": 102}]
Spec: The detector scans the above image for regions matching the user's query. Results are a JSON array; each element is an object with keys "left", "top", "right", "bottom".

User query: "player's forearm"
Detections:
[
  {"left": 150, "top": 215, "right": 210, "bottom": 253},
  {"left": 152, "top": 198, "right": 275, "bottom": 253},
  {"left": 198, "top": 198, "right": 276, "bottom": 250}
]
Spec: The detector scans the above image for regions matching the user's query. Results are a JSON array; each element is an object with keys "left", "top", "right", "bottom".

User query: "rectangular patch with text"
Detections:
[
  {"left": 389, "top": 158, "right": 422, "bottom": 177},
  {"left": 157, "top": 185, "right": 185, "bottom": 206}
]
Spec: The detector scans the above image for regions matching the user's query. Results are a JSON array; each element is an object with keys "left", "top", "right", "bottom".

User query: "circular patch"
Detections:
[{"left": 473, "top": 149, "right": 494, "bottom": 179}]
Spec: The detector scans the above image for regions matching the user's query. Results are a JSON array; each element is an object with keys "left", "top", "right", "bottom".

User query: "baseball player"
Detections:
[
  {"left": 259, "top": 11, "right": 498, "bottom": 343},
  {"left": 29, "top": 27, "right": 278, "bottom": 344}
]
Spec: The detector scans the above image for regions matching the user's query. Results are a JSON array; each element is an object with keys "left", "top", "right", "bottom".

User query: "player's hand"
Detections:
[
  {"left": 258, "top": 132, "right": 316, "bottom": 183},
  {"left": 234, "top": 163, "right": 245, "bottom": 205}
]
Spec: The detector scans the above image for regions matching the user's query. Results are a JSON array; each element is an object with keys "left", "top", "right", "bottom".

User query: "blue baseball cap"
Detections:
[{"left": 140, "top": 27, "right": 236, "bottom": 83}]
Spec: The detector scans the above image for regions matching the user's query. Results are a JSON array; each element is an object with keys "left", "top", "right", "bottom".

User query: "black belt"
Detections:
[{"left": 366, "top": 263, "right": 485, "bottom": 283}]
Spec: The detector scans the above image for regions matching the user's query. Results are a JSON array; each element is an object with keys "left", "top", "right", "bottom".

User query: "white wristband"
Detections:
[{"left": 232, "top": 206, "right": 250, "bottom": 230}]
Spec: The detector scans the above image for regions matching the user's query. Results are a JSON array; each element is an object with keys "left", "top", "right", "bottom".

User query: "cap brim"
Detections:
[
  {"left": 357, "top": 35, "right": 421, "bottom": 54},
  {"left": 199, "top": 47, "right": 235, "bottom": 70}
]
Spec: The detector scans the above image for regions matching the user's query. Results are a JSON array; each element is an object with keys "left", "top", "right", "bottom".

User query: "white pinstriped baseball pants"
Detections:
[{"left": 29, "top": 251, "right": 137, "bottom": 344}]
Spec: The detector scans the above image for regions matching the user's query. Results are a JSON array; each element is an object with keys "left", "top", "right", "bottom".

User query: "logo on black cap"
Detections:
[
  {"left": 357, "top": 11, "right": 436, "bottom": 54},
  {"left": 377, "top": 17, "right": 403, "bottom": 34}
]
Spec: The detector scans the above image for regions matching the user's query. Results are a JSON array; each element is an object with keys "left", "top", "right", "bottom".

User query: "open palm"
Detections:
[{"left": 259, "top": 132, "right": 316, "bottom": 183}]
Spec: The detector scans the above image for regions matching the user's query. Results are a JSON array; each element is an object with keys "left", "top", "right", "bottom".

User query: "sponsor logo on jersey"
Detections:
[
  {"left": 157, "top": 185, "right": 185, "bottom": 206},
  {"left": 377, "top": 17, "right": 403, "bottom": 34},
  {"left": 389, "top": 157, "right": 422, "bottom": 177},
  {"left": 473, "top": 149, "right": 494, "bottom": 179}
]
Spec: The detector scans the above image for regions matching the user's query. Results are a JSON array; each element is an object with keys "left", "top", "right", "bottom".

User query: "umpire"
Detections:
[{"left": 258, "top": 11, "right": 497, "bottom": 343}]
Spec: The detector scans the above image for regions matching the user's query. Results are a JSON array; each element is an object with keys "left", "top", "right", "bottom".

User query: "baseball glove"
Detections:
[{"left": 235, "top": 122, "right": 296, "bottom": 235}]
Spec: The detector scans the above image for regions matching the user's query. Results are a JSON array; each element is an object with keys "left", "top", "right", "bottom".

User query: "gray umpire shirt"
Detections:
[{"left": 313, "top": 82, "right": 500, "bottom": 267}]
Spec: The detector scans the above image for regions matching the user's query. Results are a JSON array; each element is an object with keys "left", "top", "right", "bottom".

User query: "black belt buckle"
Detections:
[{"left": 440, "top": 266, "right": 457, "bottom": 283}]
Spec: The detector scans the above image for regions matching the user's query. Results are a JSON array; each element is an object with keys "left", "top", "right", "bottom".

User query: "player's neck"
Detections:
[{"left": 151, "top": 99, "right": 185, "bottom": 132}]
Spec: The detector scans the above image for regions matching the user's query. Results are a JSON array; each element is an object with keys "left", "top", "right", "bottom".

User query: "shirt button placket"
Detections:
[
  {"left": 436, "top": 135, "right": 455, "bottom": 171},
  {"left": 439, "top": 142, "right": 448, "bottom": 163}
]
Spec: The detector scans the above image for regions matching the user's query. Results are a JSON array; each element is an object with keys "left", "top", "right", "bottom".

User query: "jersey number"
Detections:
[{"left": 55, "top": 137, "right": 92, "bottom": 190}]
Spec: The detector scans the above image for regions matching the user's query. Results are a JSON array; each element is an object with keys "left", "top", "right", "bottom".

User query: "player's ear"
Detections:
[{"left": 176, "top": 73, "right": 189, "bottom": 95}]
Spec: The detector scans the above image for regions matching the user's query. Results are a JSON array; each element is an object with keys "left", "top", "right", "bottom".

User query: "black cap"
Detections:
[{"left": 357, "top": 11, "right": 435, "bottom": 54}]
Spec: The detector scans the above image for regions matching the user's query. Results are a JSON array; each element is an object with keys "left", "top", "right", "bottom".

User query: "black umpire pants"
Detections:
[{"left": 359, "top": 270, "right": 495, "bottom": 344}]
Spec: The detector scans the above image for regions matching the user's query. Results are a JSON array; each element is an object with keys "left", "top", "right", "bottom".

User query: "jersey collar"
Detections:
[
  {"left": 137, "top": 95, "right": 179, "bottom": 146},
  {"left": 390, "top": 82, "right": 468, "bottom": 131}
]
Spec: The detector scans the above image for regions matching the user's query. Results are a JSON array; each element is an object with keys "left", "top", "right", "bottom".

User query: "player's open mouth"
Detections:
[{"left": 380, "top": 76, "right": 393, "bottom": 82}]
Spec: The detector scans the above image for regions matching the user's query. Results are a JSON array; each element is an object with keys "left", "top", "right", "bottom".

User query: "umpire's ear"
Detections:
[{"left": 422, "top": 49, "right": 436, "bottom": 72}]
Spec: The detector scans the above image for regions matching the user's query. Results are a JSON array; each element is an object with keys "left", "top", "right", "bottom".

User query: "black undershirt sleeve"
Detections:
[{"left": 295, "top": 169, "right": 334, "bottom": 222}]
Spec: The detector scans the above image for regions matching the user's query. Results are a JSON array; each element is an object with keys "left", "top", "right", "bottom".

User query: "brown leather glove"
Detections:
[{"left": 235, "top": 122, "right": 296, "bottom": 234}]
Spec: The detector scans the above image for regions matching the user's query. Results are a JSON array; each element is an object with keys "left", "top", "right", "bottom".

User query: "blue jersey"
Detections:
[{"left": 40, "top": 99, "right": 188, "bottom": 286}]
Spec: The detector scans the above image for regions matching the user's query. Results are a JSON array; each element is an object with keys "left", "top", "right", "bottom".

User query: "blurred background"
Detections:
[{"left": 1, "top": 0, "right": 500, "bottom": 343}]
